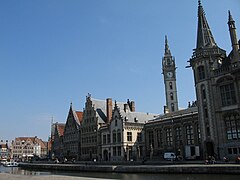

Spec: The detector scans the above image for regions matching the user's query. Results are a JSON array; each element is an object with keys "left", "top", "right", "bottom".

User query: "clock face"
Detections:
[{"left": 167, "top": 72, "right": 173, "bottom": 78}]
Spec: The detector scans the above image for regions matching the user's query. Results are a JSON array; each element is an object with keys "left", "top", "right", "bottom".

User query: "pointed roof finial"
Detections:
[
  {"left": 164, "top": 35, "right": 171, "bottom": 55},
  {"left": 196, "top": 0, "right": 216, "bottom": 49},
  {"left": 228, "top": 10, "right": 234, "bottom": 22},
  {"left": 198, "top": 0, "right": 201, "bottom": 6}
]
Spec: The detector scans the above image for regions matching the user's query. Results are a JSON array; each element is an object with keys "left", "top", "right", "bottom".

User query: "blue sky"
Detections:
[{"left": 0, "top": 0, "right": 239, "bottom": 142}]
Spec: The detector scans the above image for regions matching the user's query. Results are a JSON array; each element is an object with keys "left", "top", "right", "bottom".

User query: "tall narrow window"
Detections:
[
  {"left": 175, "top": 127, "right": 182, "bottom": 145},
  {"left": 171, "top": 103, "right": 175, "bottom": 112},
  {"left": 170, "top": 92, "right": 174, "bottom": 100},
  {"left": 156, "top": 129, "right": 163, "bottom": 148},
  {"left": 137, "top": 132, "right": 142, "bottom": 142},
  {"left": 117, "top": 129, "right": 121, "bottom": 143},
  {"left": 186, "top": 125, "right": 194, "bottom": 145},
  {"left": 169, "top": 82, "right": 173, "bottom": 90},
  {"left": 198, "top": 66, "right": 205, "bottom": 80},
  {"left": 220, "top": 83, "right": 237, "bottom": 106},
  {"left": 127, "top": 132, "right": 132, "bottom": 141},
  {"left": 166, "top": 128, "right": 173, "bottom": 146},
  {"left": 148, "top": 131, "right": 154, "bottom": 147},
  {"left": 112, "top": 130, "right": 116, "bottom": 143},
  {"left": 201, "top": 85, "right": 206, "bottom": 100}
]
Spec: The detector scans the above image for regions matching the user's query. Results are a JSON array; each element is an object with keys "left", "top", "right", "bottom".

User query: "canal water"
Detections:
[{"left": 0, "top": 165, "right": 239, "bottom": 180}]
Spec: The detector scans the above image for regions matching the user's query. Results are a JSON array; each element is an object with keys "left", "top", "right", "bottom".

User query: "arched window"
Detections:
[
  {"left": 169, "top": 82, "right": 173, "bottom": 90},
  {"left": 170, "top": 92, "right": 174, "bottom": 100}
]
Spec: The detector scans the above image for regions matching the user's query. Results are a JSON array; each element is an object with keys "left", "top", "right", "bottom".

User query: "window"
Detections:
[
  {"left": 225, "top": 114, "right": 240, "bottom": 140},
  {"left": 115, "top": 118, "right": 118, "bottom": 126},
  {"left": 186, "top": 125, "right": 194, "bottom": 145},
  {"left": 170, "top": 93, "right": 174, "bottom": 100},
  {"left": 201, "top": 85, "right": 206, "bottom": 100},
  {"left": 117, "top": 146, "right": 121, "bottom": 156},
  {"left": 171, "top": 103, "right": 175, "bottom": 112},
  {"left": 113, "top": 147, "right": 116, "bottom": 156},
  {"left": 127, "top": 132, "right": 132, "bottom": 141},
  {"left": 117, "top": 129, "right": 121, "bottom": 143},
  {"left": 103, "top": 135, "right": 106, "bottom": 145},
  {"left": 107, "top": 134, "right": 111, "bottom": 143},
  {"left": 220, "top": 83, "right": 237, "bottom": 106},
  {"left": 137, "top": 132, "right": 142, "bottom": 142},
  {"left": 156, "top": 129, "right": 163, "bottom": 148},
  {"left": 169, "top": 82, "right": 173, "bottom": 90},
  {"left": 175, "top": 127, "right": 182, "bottom": 145},
  {"left": 198, "top": 66, "right": 205, "bottom": 80},
  {"left": 166, "top": 128, "right": 173, "bottom": 146},
  {"left": 112, "top": 130, "right": 116, "bottom": 143},
  {"left": 148, "top": 131, "right": 154, "bottom": 147}
]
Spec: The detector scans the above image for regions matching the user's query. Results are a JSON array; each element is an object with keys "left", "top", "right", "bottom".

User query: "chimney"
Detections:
[
  {"left": 106, "top": 98, "right": 112, "bottom": 123},
  {"left": 124, "top": 104, "right": 129, "bottom": 112},
  {"left": 130, "top": 101, "right": 135, "bottom": 112}
]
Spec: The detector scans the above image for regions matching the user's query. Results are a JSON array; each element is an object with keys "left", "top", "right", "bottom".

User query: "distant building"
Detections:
[
  {"left": 11, "top": 136, "right": 47, "bottom": 160},
  {"left": 0, "top": 143, "right": 10, "bottom": 159},
  {"left": 63, "top": 103, "right": 83, "bottom": 160},
  {"left": 101, "top": 100, "right": 156, "bottom": 161},
  {"left": 51, "top": 123, "right": 65, "bottom": 160},
  {"left": 188, "top": 1, "right": 240, "bottom": 160}
]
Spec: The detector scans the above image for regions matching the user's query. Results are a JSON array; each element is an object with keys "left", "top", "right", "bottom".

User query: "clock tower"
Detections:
[{"left": 162, "top": 36, "right": 179, "bottom": 113}]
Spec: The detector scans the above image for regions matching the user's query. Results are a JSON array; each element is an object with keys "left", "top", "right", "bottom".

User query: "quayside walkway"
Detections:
[{"left": 19, "top": 162, "right": 240, "bottom": 174}]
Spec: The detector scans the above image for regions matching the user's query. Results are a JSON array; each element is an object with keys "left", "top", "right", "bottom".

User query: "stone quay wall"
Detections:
[{"left": 19, "top": 163, "right": 240, "bottom": 174}]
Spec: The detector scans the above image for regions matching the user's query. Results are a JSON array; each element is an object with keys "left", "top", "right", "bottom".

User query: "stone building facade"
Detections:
[
  {"left": 80, "top": 95, "right": 113, "bottom": 161},
  {"left": 101, "top": 101, "right": 156, "bottom": 161},
  {"left": 188, "top": 1, "right": 240, "bottom": 160},
  {"left": 51, "top": 123, "right": 65, "bottom": 160},
  {"left": 145, "top": 106, "right": 200, "bottom": 160},
  {"left": 63, "top": 103, "right": 83, "bottom": 160}
]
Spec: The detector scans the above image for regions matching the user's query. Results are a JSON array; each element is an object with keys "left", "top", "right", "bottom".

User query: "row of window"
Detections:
[
  {"left": 228, "top": 147, "right": 240, "bottom": 155},
  {"left": 102, "top": 132, "right": 142, "bottom": 145},
  {"left": 225, "top": 114, "right": 240, "bottom": 140},
  {"left": 112, "top": 146, "right": 122, "bottom": 156},
  {"left": 148, "top": 125, "right": 198, "bottom": 148}
]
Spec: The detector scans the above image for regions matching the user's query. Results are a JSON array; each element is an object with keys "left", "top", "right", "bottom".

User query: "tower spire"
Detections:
[
  {"left": 196, "top": 0, "right": 216, "bottom": 49},
  {"left": 228, "top": 10, "right": 239, "bottom": 56},
  {"left": 165, "top": 35, "right": 171, "bottom": 56}
]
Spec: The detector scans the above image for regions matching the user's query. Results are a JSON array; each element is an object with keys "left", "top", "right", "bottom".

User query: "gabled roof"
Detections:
[
  {"left": 14, "top": 137, "right": 47, "bottom": 148},
  {"left": 91, "top": 98, "right": 126, "bottom": 124},
  {"left": 114, "top": 103, "right": 158, "bottom": 124}
]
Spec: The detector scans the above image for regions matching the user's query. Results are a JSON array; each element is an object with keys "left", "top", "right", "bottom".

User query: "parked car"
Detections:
[{"left": 164, "top": 152, "right": 176, "bottom": 161}]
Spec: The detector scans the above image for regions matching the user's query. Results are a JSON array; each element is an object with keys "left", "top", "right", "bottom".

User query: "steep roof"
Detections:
[
  {"left": 196, "top": 0, "right": 216, "bottom": 49},
  {"left": 75, "top": 111, "right": 83, "bottom": 124},
  {"left": 56, "top": 123, "right": 65, "bottom": 136},
  {"left": 91, "top": 98, "right": 126, "bottom": 124}
]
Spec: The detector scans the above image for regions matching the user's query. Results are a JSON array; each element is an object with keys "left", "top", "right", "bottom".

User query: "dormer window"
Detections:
[{"left": 134, "top": 118, "right": 138, "bottom": 123}]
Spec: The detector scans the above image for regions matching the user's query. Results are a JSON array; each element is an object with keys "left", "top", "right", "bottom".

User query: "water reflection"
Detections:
[{"left": 0, "top": 165, "right": 239, "bottom": 180}]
